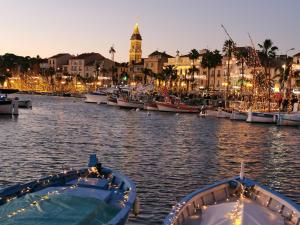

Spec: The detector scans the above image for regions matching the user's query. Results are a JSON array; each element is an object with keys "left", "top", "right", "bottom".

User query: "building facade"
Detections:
[{"left": 48, "top": 53, "right": 72, "bottom": 71}]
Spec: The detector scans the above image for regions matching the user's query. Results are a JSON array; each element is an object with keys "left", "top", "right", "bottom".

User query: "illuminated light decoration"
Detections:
[
  {"left": 274, "top": 83, "right": 280, "bottom": 93},
  {"left": 222, "top": 82, "right": 228, "bottom": 86},
  {"left": 293, "top": 89, "right": 300, "bottom": 94}
]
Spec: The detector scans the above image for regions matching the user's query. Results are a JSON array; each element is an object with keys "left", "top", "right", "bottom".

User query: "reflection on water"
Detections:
[{"left": 0, "top": 95, "right": 299, "bottom": 225}]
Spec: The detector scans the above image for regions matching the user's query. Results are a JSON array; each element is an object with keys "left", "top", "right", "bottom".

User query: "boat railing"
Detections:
[
  {"left": 251, "top": 184, "right": 300, "bottom": 224},
  {"left": 164, "top": 177, "right": 237, "bottom": 225}
]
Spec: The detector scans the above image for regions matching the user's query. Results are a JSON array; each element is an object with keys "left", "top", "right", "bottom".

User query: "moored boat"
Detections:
[
  {"left": 144, "top": 102, "right": 158, "bottom": 111},
  {"left": 85, "top": 91, "right": 107, "bottom": 104},
  {"left": 276, "top": 113, "right": 300, "bottom": 126},
  {"left": 246, "top": 111, "right": 276, "bottom": 123},
  {"left": 205, "top": 109, "right": 219, "bottom": 117},
  {"left": 230, "top": 110, "right": 248, "bottom": 121},
  {"left": 217, "top": 108, "right": 232, "bottom": 118},
  {"left": 156, "top": 101, "right": 199, "bottom": 113},
  {"left": 117, "top": 98, "right": 144, "bottom": 109},
  {"left": 164, "top": 163, "right": 300, "bottom": 225},
  {"left": 18, "top": 99, "right": 32, "bottom": 109},
  {"left": 0, "top": 154, "right": 138, "bottom": 225},
  {"left": 0, "top": 89, "right": 19, "bottom": 115}
]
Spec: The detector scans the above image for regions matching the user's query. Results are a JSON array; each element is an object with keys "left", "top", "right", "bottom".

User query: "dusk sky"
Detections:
[{"left": 0, "top": 0, "right": 298, "bottom": 62}]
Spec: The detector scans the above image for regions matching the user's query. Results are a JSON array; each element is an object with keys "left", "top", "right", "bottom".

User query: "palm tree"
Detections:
[
  {"left": 142, "top": 68, "right": 153, "bottom": 85},
  {"left": 201, "top": 50, "right": 214, "bottom": 90},
  {"left": 211, "top": 50, "right": 222, "bottom": 90},
  {"left": 188, "top": 49, "right": 200, "bottom": 91},
  {"left": 223, "top": 39, "right": 236, "bottom": 103},
  {"left": 154, "top": 72, "right": 164, "bottom": 87},
  {"left": 258, "top": 39, "right": 278, "bottom": 111},
  {"left": 163, "top": 65, "right": 177, "bottom": 89},
  {"left": 235, "top": 47, "right": 250, "bottom": 95}
]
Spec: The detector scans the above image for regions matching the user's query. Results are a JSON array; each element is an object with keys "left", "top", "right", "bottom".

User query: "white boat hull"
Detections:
[
  {"left": 276, "top": 113, "right": 300, "bottom": 126},
  {"left": 206, "top": 109, "right": 219, "bottom": 117},
  {"left": 0, "top": 103, "right": 12, "bottom": 114},
  {"left": 117, "top": 99, "right": 144, "bottom": 109},
  {"left": 246, "top": 112, "right": 275, "bottom": 123},
  {"left": 217, "top": 110, "right": 231, "bottom": 118},
  {"left": 230, "top": 111, "right": 247, "bottom": 121},
  {"left": 107, "top": 100, "right": 118, "bottom": 106},
  {"left": 85, "top": 94, "right": 107, "bottom": 104}
]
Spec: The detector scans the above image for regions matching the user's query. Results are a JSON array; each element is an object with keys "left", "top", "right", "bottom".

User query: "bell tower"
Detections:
[{"left": 129, "top": 23, "right": 142, "bottom": 64}]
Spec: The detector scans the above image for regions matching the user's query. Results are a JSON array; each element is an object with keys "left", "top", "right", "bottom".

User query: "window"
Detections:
[
  {"left": 79, "top": 66, "right": 82, "bottom": 71},
  {"left": 217, "top": 70, "right": 221, "bottom": 77}
]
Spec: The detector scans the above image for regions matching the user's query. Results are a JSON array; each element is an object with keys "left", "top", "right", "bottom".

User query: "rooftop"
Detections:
[
  {"left": 148, "top": 51, "right": 173, "bottom": 58},
  {"left": 49, "top": 53, "right": 72, "bottom": 59}
]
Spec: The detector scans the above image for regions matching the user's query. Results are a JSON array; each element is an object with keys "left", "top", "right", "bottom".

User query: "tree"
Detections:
[
  {"left": 235, "top": 47, "right": 250, "bottom": 95},
  {"left": 211, "top": 50, "right": 222, "bottom": 90},
  {"left": 162, "top": 65, "right": 177, "bottom": 88},
  {"left": 201, "top": 50, "right": 214, "bottom": 90},
  {"left": 258, "top": 39, "right": 278, "bottom": 111},
  {"left": 188, "top": 49, "right": 200, "bottom": 91},
  {"left": 223, "top": 39, "right": 236, "bottom": 102},
  {"left": 142, "top": 68, "right": 153, "bottom": 85}
]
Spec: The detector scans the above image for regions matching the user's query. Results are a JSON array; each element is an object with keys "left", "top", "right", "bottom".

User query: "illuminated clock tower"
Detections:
[{"left": 129, "top": 23, "right": 142, "bottom": 64}]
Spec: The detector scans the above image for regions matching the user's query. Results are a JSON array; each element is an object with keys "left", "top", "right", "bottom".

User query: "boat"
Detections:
[
  {"left": 144, "top": 102, "right": 158, "bottom": 111},
  {"left": 164, "top": 162, "right": 300, "bottom": 225},
  {"left": 205, "top": 109, "right": 219, "bottom": 117},
  {"left": 0, "top": 154, "right": 139, "bottom": 225},
  {"left": 0, "top": 89, "right": 19, "bottom": 115},
  {"left": 230, "top": 110, "right": 248, "bottom": 121},
  {"left": 217, "top": 108, "right": 232, "bottom": 118},
  {"left": 107, "top": 96, "right": 118, "bottom": 106},
  {"left": 85, "top": 90, "right": 107, "bottom": 104},
  {"left": 18, "top": 99, "right": 32, "bottom": 109},
  {"left": 246, "top": 111, "right": 276, "bottom": 123},
  {"left": 156, "top": 101, "right": 199, "bottom": 113},
  {"left": 117, "top": 98, "right": 144, "bottom": 109},
  {"left": 276, "top": 113, "right": 300, "bottom": 126}
]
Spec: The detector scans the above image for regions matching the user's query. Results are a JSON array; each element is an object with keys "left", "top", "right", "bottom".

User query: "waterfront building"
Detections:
[
  {"left": 63, "top": 53, "right": 115, "bottom": 86},
  {"left": 144, "top": 51, "right": 173, "bottom": 75},
  {"left": 48, "top": 53, "right": 72, "bottom": 71}
]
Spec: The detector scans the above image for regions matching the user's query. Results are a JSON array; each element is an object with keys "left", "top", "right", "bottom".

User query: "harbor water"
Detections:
[{"left": 0, "top": 95, "right": 299, "bottom": 225}]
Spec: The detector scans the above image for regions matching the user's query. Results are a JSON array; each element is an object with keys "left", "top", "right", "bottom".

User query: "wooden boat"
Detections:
[
  {"left": 0, "top": 154, "right": 138, "bottom": 225},
  {"left": 117, "top": 98, "right": 144, "bottom": 109},
  {"left": 156, "top": 101, "right": 199, "bottom": 113},
  {"left": 230, "top": 110, "right": 248, "bottom": 121},
  {"left": 276, "top": 113, "right": 300, "bottom": 126},
  {"left": 144, "top": 102, "right": 158, "bottom": 111},
  {"left": 164, "top": 163, "right": 300, "bottom": 225},
  {"left": 246, "top": 111, "right": 276, "bottom": 123}
]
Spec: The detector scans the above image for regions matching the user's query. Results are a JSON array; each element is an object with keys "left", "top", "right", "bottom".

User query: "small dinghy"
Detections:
[
  {"left": 0, "top": 154, "right": 138, "bottom": 225},
  {"left": 164, "top": 162, "right": 300, "bottom": 225},
  {"left": 18, "top": 99, "right": 32, "bottom": 109}
]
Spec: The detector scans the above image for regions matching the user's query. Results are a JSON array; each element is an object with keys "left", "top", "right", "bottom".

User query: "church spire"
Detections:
[
  {"left": 129, "top": 23, "right": 142, "bottom": 64},
  {"left": 130, "top": 23, "right": 142, "bottom": 41},
  {"left": 133, "top": 23, "right": 140, "bottom": 34}
]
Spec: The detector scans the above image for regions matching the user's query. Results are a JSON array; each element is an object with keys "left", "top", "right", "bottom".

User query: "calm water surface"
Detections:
[{"left": 0, "top": 95, "right": 300, "bottom": 225}]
